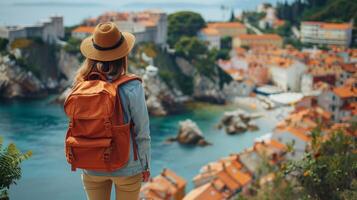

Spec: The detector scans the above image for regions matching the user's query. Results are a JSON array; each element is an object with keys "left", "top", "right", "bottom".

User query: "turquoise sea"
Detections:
[{"left": 0, "top": 97, "right": 276, "bottom": 200}]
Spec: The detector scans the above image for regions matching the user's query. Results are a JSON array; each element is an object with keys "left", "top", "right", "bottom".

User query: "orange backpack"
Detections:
[{"left": 64, "top": 73, "right": 141, "bottom": 171}]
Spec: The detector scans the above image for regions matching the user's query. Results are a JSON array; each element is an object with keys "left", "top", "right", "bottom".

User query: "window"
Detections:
[{"left": 331, "top": 105, "right": 335, "bottom": 111}]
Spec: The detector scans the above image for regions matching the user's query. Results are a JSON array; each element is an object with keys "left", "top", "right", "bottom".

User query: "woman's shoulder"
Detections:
[{"left": 119, "top": 75, "right": 143, "bottom": 94}]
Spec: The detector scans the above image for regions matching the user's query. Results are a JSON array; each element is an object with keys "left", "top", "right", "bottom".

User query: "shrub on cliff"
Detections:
[
  {"left": 0, "top": 137, "right": 32, "bottom": 200},
  {"left": 285, "top": 128, "right": 357, "bottom": 200},
  {"left": 239, "top": 125, "right": 357, "bottom": 200},
  {"left": 63, "top": 37, "right": 81, "bottom": 55},
  {"left": 167, "top": 11, "right": 206, "bottom": 47},
  {"left": 0, "top": 38, "right": 8, "bottom": 54},
  {"left": 174, "top": 36, "right": 207, "bottom": 60},
  {"left": 10, "top": 39, "right": 32, "bottom": 50}
]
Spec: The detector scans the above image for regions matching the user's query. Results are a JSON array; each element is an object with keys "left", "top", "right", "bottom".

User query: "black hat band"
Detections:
[{"left": 92, "top": 34, "right": 125, "bottom": 51}]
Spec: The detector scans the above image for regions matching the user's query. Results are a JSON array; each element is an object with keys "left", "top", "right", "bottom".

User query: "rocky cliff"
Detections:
[
  {"left": 57, "top": 49, "right": 81, "bottom": 87},
  {"left": 0, "top": 39, "right": 80, "bottom": 99},
  {"left": 0, "top": 55, "right": 45, "bottom": 98},
  {"left": 1, "top": 40, "right": 233, "bottom": 117},
  {"left": 152, "top": 47, "right": 230, "bottom": 105}
]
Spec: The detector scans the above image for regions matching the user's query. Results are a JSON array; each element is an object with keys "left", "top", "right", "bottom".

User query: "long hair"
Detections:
[{"left": 74, "top": 56, "right": 128, "bottom": 86}]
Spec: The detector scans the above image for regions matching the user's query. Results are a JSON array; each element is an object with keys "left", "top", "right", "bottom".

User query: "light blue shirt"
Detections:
[{"left": 84, "top": 79, "right": 151, "bottom": 176}]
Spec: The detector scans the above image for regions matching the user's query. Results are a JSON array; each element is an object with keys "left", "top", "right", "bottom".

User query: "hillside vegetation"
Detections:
[{"left": 277, "top": 0, "right": 357, "bottom": 27}]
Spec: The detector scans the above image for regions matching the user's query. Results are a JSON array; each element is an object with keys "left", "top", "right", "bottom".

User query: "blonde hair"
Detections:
[{"left": 74, "top": 57, "right": 128, "bottom": 86}]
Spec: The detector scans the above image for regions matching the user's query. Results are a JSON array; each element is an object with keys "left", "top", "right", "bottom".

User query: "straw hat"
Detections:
[{"left": 80, "top": 22, "right": 135, "bottom": 61}]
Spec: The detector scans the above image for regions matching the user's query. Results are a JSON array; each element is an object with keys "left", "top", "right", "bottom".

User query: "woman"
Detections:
[{"left": 72, "top": 22, "right": 150, "bottom": 200}]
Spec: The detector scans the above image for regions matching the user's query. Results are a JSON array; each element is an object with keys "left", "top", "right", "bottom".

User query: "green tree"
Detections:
[
  {"left": 174, "top": 36, "right": 208, "bottom": 60},
  {"left": 275, "top": 21, "right": 292, "bottom": 37},
  {"left": 0, "top": 137, "right": 32, "bottom": 199},
  {"left": 0, "top": 38, "right": 8, "bottom": 54},
  {"left": 230, "top": 9, "right": 235, "bottom": 22},
  {"left": 64, "top": 37, "right": 81, "bottom": 55},
  {"left": 220, "top": 36, "right": 232, "bottom": 50},
  {"left": 285, "top": 128, "right": 357, "bottom": 200},
  {"left": 167, "top": 11, "right": 206, "bottom": 47},
  {"left": 210, "top": 48, "right": 230, "bottom": 60},
  {"left": 240, "top": 126, "right": 357, "bottom": 200}
]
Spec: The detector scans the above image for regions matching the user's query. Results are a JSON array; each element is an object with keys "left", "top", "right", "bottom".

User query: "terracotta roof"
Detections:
[
  {"left": 183, "top": 183, "right": 224, "bottom": 200},
  {"left": 237, "top": 34, "right": 282, "bottom": 41},
  {"left": 72, "top": 26, "right": 95, "bottom": 34},
  {"left": 286, "top": 127, "right": 310, "bottom": 142},
  {"left": 274, "top": 19, "right": 285, "bottom": 27},
  {"left": 322, "top": 23, "right": 352, "bottom": 30},
  {"left": 208, "top": 22, "right": 245, "bottom": 29},
  {"left": 216, "top": 170, "right": 241, "bottom": 191},
  {"left": 333, "top": 86, "right": 357, "bottom": 98},
  {"left": 269, "top": 139, "right": 287, "bottom": 151},
  {"left": 212, "top": 179, "right": 225, "bottom": 191},
  {"left": 139, "top": 20, "right": 156, "bottom": 27},
  {"left": 302, "top": 21, "right": 352, "bottom": 30},
  {"left": 141, "top": 189, "right": 164, "bottom": 200},
  {"left": 161, "top": 168, "right": 186, "bottom": 189},
  {"left": 141, "top": 168, "right": 186, "bottom": 200},
  {"left": 342, "top": 63, "right": 357, "bottom": 73},
  {"left": 225, "top": 166, "right": 252, "bottom": 186},
  {"left": 201, "top": 27, "right": 220, "bottom": 36}
]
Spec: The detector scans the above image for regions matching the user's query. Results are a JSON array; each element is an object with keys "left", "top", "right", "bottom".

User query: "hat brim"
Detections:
[{"left": 80, "top": 32, "right": 135, "bottom": 61}]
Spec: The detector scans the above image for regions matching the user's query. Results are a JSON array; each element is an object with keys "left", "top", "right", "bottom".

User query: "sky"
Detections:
[
  {"left": 4, "top": 0, "right": 225, "bottom": 3},
  {"left": 2, "top": 0, "right": 291, "bottom": 6},
  {"left": 0, "top": 0, "right": 293, "bottom": 25}
]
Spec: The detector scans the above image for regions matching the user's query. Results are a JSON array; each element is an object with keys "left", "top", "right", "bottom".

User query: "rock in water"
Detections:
[
  {"left": 167, "top": 119, "right": 211, "bottom": 146},
  {"left": 218, "top": 109, "right": 260, "bottom": 135}
]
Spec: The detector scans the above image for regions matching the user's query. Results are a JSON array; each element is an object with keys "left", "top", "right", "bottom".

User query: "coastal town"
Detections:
[{"left": 0, "top": 0, "right": 356, "bottom": 200}]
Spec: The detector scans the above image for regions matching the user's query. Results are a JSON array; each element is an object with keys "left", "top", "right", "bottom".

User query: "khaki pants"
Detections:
[{"left": 81, "top": 173, "right": 142, "bottom": 200}]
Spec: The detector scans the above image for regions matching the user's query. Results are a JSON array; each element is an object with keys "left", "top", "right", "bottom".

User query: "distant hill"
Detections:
[
  {"left": 277, "top": 0, "right": 357, "bottom": 27},
  {"left": 303, "top": 0, "right": 357, "bottom": 26}
]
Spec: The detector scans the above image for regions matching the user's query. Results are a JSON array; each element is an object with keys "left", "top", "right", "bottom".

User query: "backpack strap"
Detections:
[
  {"left": 112, "top": 74, "right": 142, "bottom": 88},
  {"left": 111, "top": 74, "right": 142, "bottom": 124},
  {"left": 112, "top": 74, "right": 142, "bottom": 161}
]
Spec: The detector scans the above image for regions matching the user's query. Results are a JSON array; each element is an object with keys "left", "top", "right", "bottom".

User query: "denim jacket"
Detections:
[{"left": 84, "top": 79, "right": 151, "bottom": 176}]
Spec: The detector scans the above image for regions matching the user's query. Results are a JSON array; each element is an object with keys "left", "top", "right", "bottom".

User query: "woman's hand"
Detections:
[{"left": 142, "top": 170, "right": 150, "bottom": 182}]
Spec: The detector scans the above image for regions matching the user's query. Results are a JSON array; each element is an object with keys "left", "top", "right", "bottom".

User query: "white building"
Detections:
[
  {"left": 301, "top": 74, "right": 314, "bottom": 94},
  {"left": 197, "top": 28, "right": 220, "bottom": 49},
  {"left": 317, "top": 86, "right": 357, "bottom": 122},
  {"left": 198, "top": 22, "right": 246, "bottom": 50},
  {"left": 270, "top": 61, "right": 306, "bottom": 92},
  {"left": 0, "top": 16, "right": 64, "bottom": 44},
  {"left": 258, "top": 7, "right": 276, "bottom": 29},
  {"left": 301, "top": 21, "right": 353, "bottom": 47},
  {"left": 83, "top": 10, "right": 167, "bottom": 46},
  {"left": 271, "top": 130, "right": 308, "bottom": 161},
  {"left": 117, "top": 11, "right": 167, "bottom": 46}
]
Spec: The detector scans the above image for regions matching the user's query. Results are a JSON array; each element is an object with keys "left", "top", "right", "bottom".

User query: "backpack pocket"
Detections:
[{"left": 65, "top": 136, "right": 113, "bottom": 170}]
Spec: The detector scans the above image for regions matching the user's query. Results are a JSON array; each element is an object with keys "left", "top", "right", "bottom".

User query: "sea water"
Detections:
[{"left": 0, "top": 97, "right": 276, "bottom": 200}]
